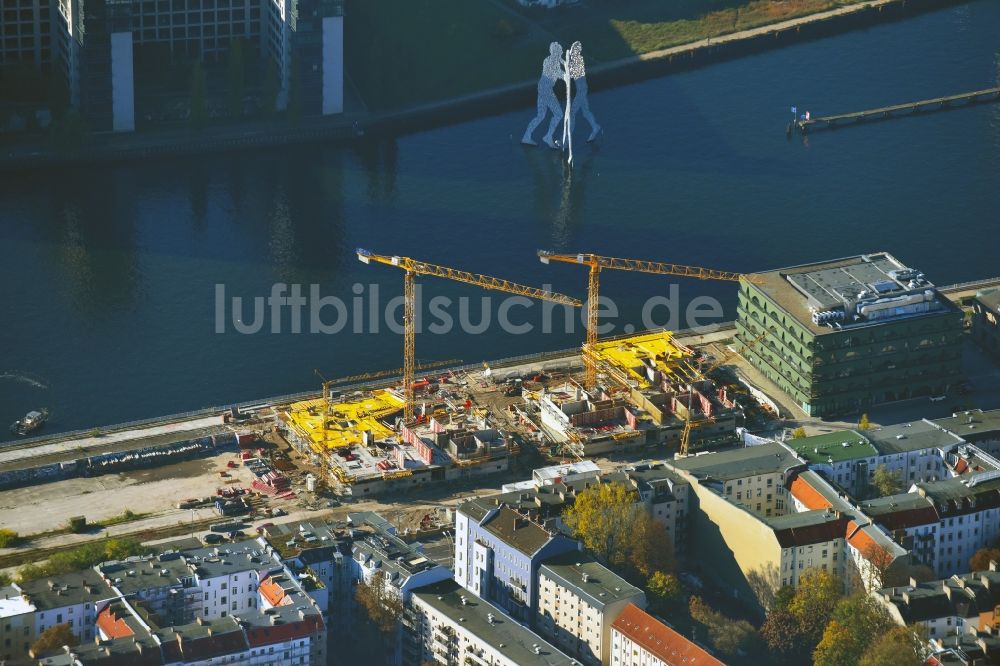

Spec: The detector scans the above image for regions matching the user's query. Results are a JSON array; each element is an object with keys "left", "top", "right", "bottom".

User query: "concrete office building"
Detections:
[
  {"left": 3, "top": 0, "right": 343, "bottom": 131},
  {"left": 737, "top": 252, "right": 963, "bottom": 417}
]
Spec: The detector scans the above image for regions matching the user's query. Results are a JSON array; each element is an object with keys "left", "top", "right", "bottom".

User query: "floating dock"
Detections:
[{"left": 795, "top": 86, "right": 1000, "bottom": 133}]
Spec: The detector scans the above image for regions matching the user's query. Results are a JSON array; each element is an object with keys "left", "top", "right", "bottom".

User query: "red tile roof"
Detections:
[
  {"left": 96, "top": 605, "right": 134, "bottom": 640},
  {"left": 245, "top": 614, "right": 324, "bottom": 647},
  {"left": 773, "top": 516, "right": 848, "bottom": 548},
  {"left": 788, "top": 475, "right": 833, "bottom": 510},
  {"left": 846, "top": 520, "right": 889, "bottom": 561},
  {"left": 612, "top": 603, "right": 726, "bottom": 666},
  {"left": 259, "top": 576, "right": 291, "bottom": 607}
]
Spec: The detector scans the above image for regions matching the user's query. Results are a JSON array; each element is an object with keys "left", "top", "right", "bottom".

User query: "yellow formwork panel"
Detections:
[
  {"left": 286, "top": 390, "right": 403, "bottom": 452},
  {"left": 589, "top": 331, "right": 693, "bottom": 390}
]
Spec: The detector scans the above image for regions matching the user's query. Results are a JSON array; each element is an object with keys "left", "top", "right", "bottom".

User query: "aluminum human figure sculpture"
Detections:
[
  {"left": 522, "top": 42, "right": 565, "bottom": 149},
  {"left": 567, "top": 42, "right": 601, "bottom": 143}
]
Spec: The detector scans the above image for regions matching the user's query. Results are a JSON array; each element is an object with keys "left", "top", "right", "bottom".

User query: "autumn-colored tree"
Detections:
[
  {"left": 813, "top": 593, "right": 893, "bottom": 666},
  {"left": 871, "top": 464, "right": 902, "bottom": 497},
  {"left": 629, "top": 513, "right": 675, "bottom": 579},
  {"left": 859, "top": 413, "right": 872, "bottom": 431},
  {"left": 787, "top": 568, "right": 842, "bottom": 645},
  {"left": 355, "top": 570, "right": 403, "bottom": 635},
  {"left": 689, "top": 596, "right": 760, "bottom": 657},
  {"left": 646, "top": 571, "right": 681, "bottom": 610},
  {"left": 792, "top": 426, "right": 807, "bottom": 438},
  {"left": 858, "top": 625, "right": 927, "bottom": 666},
  {"left": 563, "top": 481, "right": 643, "bottom": 567},
  {"left": 760, "top": 608, "right": 806, "bottom": 664},
  {"left": 970, "top": 548, "right": 1000, "bottom": 572},
  {"left": 0, "top": 528, "right": 20, "bottom": 547},
  {"left": 31, "top": 623, "right": 78, "bottom": 654}
]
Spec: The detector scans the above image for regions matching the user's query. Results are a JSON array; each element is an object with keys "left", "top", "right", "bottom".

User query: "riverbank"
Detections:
[{"left": 0, "top": 0, "right": 967, "bottom": 170}]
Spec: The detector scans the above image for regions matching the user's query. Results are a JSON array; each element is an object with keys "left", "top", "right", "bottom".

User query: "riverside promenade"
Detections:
[{"left": 0, "top": 0, "right": 965, "bottom": 169}]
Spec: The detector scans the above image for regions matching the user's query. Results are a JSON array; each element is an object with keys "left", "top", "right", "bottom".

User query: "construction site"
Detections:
[{"left": 0, "top": 248, "right": 797, "bottom": 579}]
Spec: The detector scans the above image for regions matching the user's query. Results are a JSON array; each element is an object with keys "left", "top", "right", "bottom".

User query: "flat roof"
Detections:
[
  {"left": 670, "top": 442, "right": 802, "bottom": 482},
  {"left": 934, "top": 409, "right": 1000, "bottom": 444},
  {"left": 745, "top": 252, "right": 956, "bottom": 336},
  {"left": 866, "top": 420, "right": 964, "bottom": 455},
  {"left": 0, "top": 585, "right": 35, "bottom": 617},
  {"left": 539, "top": 551, "right": 644, "bottom": 610},
  {"left": 785, "top": 430, "right": 876, "bottom": 463},
  {"left": 19, "top": 568, "right": 113, "bottom": 610},
  {"left": 411, "top": 580, "right": 575, "bottom": 665}
]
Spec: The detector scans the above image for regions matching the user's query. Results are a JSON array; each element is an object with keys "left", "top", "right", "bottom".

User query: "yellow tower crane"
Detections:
[
  {"left": 537, "top": 251, "right": 762, "bottom": 387},
  {"left": 678, "top": 329, "right": 768, "bottom": 456},
  {"left": 357, "top": 249, "right": 582, "bottom": 422}
]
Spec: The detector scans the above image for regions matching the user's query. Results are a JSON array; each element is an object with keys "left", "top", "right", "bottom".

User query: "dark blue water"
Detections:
[{"left": 2, "top": 0, "right": 999, "bottom": 434}]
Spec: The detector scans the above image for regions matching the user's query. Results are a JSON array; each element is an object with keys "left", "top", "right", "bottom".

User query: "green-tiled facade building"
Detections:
[{"left": 735, "top": 252, "right": 963, "bottom": 417}]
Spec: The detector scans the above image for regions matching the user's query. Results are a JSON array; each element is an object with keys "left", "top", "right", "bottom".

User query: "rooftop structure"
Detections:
[
  {"left": 737, "top": 252, "right": 963, "bottom": 417},
  {"left": 866, "top": 420, "right": 965, "bottom": 456},
  {"left": 538, "top": 551, "right": 644, "bottom": 611},
  {"left": 877, "top": 563, "right": 1000, "bottom": 628},
  {"left": 670, "top": 442, "right": 803, "bottom": 483},
  {"left": 19, "top": 569, "right": 113, "bottom": 611},
  {"left": 784, "top": 430, "right": 876, "bottom": 464}
]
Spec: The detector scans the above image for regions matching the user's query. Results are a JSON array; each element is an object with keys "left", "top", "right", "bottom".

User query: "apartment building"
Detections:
[
  {"left": 610, "top": 603, "right": 724, "bottom": 666},
  {"left": 0, "top": 584, "right": 36, "bottom": 663},
  {"left": 408, "top": 579, "right": 576, "bottom": 666},
  {"left": 16, "top": 569, "right": 115, "bottom": 645},
  {"left": 669, "top": 442, "right": 804, "bottom": 518},
  {"left": 535, "top": 551, "right": 646, "bottom": 666},
  {"left": 454, "top": 499, "right": 579, "bottom": 623}
]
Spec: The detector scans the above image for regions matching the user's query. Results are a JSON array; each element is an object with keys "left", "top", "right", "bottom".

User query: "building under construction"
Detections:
[
  {"left": 277, "top": 375, "right": 514, "bottom": 496},
  {"left": 584, "top": 330, "right": 743, "bottom": 452}
]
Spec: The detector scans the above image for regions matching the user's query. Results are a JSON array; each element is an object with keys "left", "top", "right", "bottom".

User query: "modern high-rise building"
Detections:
[
  {"left": 736, "top": 252, "right": 963, "bottom": 418},
  {"left": 1, "top": 0, "right": 343, "bottom": 131}
]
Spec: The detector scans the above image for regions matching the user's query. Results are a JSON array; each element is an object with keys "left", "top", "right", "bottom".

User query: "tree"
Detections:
[
  {"left": 970, "top": 547, "right": 1000, "bottom": 571},
  {"left": 760, "top": 608, "right": 806, "bottom": 664},
  {"left": 226, "top": 38, "right": 245, "bottom": 119},
  {"left": 646, "top": 571, "right": 681, "bottom": 610},
  {"left": 792, "top": 426, "right": 807, "bottom": 438},
  {"left": 355, "top": 570, "right": 403, "bottom": 634},
  {"left": 190, "top": 61, "right": 208, "bottom": 129},
  {"left": 871, "top": 464, "right": 902, "bottom": 497},
  {"left": 563, "top": 481, "right": 643, "bottom": 567},
  {"left": 747, "top": 563, "right": 781, "bottom": 612},
  {"left": 689, "top": 596, "right": 759, "bottom": 657},
  {"left": 858, "top": 413, "right": 871, "bottom": 431},
  {"left": 629, "top": 513, "right": 675, "bottom": 579},
  {"left": 787, "top": 568, "right": 842, "bottom": 645},
  {"left": 0, "top": 528, "right": 20, "bottom": 548},
  {"left": 31, "top": 623, "right": 78, "bottom": 654},
  {"left": 858, "top": 625, "right": 927, "bottom": 666},
  {"left": 813, "top": 593, "right": 893, "bottom": 666}
]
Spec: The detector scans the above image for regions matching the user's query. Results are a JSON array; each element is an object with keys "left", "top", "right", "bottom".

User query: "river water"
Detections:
[{"left": 2, "top": 0, "right": 998, "bottom": 434}]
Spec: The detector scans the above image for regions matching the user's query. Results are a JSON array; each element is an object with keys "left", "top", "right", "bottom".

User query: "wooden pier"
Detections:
[{"left": 795, "top": 86, "right": 1000, "bottom": 132}]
